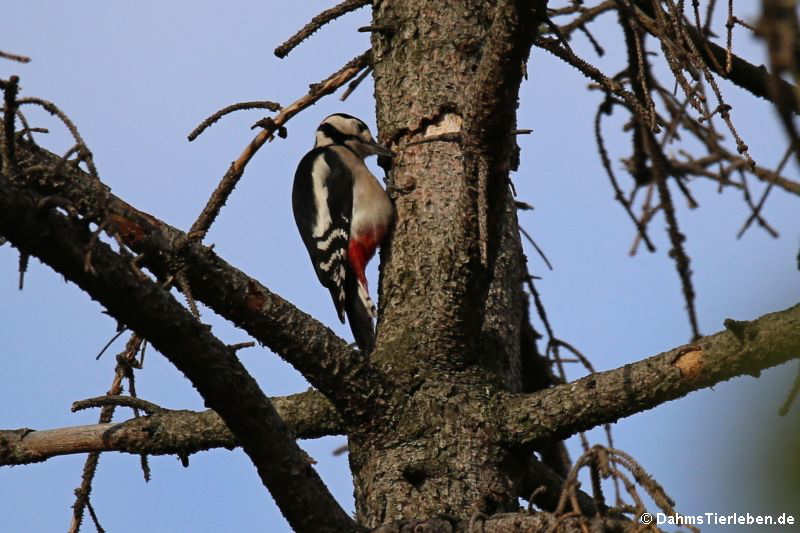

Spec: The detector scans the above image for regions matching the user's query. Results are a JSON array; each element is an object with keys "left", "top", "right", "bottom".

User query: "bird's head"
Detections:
[{"left": 314, "top": 113, "right": 394, "bottom": 159}]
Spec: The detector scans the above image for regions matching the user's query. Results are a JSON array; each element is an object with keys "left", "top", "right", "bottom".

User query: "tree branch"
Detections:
[
  {"left": 274, "top": 0, "right": 371, "bottom": 58},
  {"left": 0, "top": 172, "right": 357, "bottom": 533},
  {"left": 499, "top": 302, "right": 800, "bottom": 445},
  {"left": 633, "top": 1, "right": 800, "bottom": 115},
  {"left": 0, "top": 390, "right": 344, "bottom": 466},
  {"left": 10, "top": 139, "right": 391, "bottom": 427}
]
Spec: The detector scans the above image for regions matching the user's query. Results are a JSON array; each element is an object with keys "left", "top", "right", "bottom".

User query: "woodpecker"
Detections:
[{"left": 292, "top": 113, "right": 394, "bottom": 353}]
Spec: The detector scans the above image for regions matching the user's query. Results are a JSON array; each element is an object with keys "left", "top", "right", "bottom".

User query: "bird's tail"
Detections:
[{"left": 345, "top": 273, "right": 375, "bottom": 353}]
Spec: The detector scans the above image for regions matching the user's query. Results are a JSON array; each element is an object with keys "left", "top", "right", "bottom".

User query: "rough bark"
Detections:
[
  {"left": 347, "top": 0, "right": 546, "bottom": 527},
  {"left": 0, "top": 390, "right": 343, "bottom": 466}
]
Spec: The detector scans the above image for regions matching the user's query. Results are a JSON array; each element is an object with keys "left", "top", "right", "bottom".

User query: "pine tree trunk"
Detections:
[{"left": 348, "top": 1, "right": 541, "bottom": 526}]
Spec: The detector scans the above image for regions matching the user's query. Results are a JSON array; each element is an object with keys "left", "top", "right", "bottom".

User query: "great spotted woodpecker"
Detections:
[{"left": 292, "top": 113, "right": 394, "bottom": 353}]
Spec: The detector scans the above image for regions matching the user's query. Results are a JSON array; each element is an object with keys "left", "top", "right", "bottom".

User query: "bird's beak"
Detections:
[{"left": 367, "top": 139, "right": 395, "bottom": 158}]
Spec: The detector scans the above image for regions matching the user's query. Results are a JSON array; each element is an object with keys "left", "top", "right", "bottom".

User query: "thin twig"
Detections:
[
  {"left": 18, "top": 251, "right": 29, "bottom": 290},
  {"left": 72, "top": 395, "right": 165, "bottom": 415},
  {"left": 0, "top": 50, "right": 31, "bottom": 63},
  {"left": 84, "top": 498, "right": 106, "bottom": 533},
  {"left": 520, "top": 226, "right": 554, "bottom": 271},
  {"left": 737, "top": 139, "right": 793, "bottom": 238},
  {"left": 187, "top": 101, "right": 281, "bottom": 141},
  {"left": 594, "top": 100, "right": 656, "bottom": 253},
  {"left": 95, "top": 328, "right": 127, "bottom": 360},
  {"left": 229, "top": 341, "right": 256, "bottom": 352},
  {"left": 17, "top": 97, "right": 98, "bottom": 177},
  {"left": 340, "top": 66, "right": 372, "bottom": 101},
  {"left": 174, "top": 269, "right": 200, "bottom": 318},
  {"left": 1, "top": 75, "right": 20, "bottom": 174},
  {"left": 274, "top": 0, "right": 370, "bottom": 58},
  {"left": 645, "top": 131, "right": 701, "bottom": 340},
  {"left": 68, "top": 335, "right": 144, "bottom": 533}
]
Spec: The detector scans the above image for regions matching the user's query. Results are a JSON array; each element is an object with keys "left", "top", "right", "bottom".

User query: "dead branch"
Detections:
[
  {"left": 16, "top": 97, "right": 98, "bottom": 177},
  {"left": 644, "top": 131, "right": 701, "bottom": 340},
  {"left": 0, "top": 50, "right": 31, "bottom": 63},
  {"left": 500, "top": 302, "right": 800, "bottom": 445},
  {"left": 594, "top": 100, "right": 656, "bottom": 252},
  {"left": 0, "top": 390, "right": 344, "bottom": 466},
  {"left": 0, "top": 170, "right": 357, "bottom": 533},
  {"left": 274, "top": 0, "right": 370, "bottom": 58},
  {"left": 72, "top": 395, "right": 165, "bottom": 415},
  {"left": 187, "top": 100, "right": 281, "bottom": 141},
  {"left": 69, "top": 334, "right": 144, "bottom": 533},
  {"left": 632, "top": 0, "right": 800, "bottom": 115},
  {"left": 1, "top": 75, "right": 20, "bottom": 174}
]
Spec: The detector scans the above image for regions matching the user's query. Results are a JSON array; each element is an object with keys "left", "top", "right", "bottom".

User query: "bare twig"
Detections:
[
  {"left": 737, "top": 142, "right": 793, "bottom": 238},
  {"left": 95, "top": 328, "right": 127, "bottom": 360},
  {"left": 16, "top": 250, "right": 29, "bottom": 290},
  {"left": 0, "top": 50, "right": 31, "bottom": 63},
  {"left": 84, "top": 498, "right": 106, "bottom": 533},
  {"left": 520, "top": 226, "right": 554, "bottom": 271},
  {"left": 551, "top": 1, "right": 616, "bottom": 40},
  {"left": 17, "top": 97, "right": 98, "bottom": 177},
  {"left": 594, "top": 100, "right": 656, "bottom": 252},
  {"left": 187, "top": 101, "right": 281, "bottom": 141},
  {"left": 229, "top": 341, "right": 255, "bottom": 352},
  {"left": 274, "top": 0, "right": 370, "bottom": 58},
  {"left": 645, "top": 131, "right": 700, "bottom": 340},
  {"left": 340, "top": 65, "right": 372, "bottom": 101},
  {"left": 1, "top": 75, "right": 20, "bottom": 174},
  {"left": 174, "top": 269, "right": 200, "bottom": 318},
  {"left": 72, "top": 395, "right": 165, "bottom": 415},
  {"left": 69, "top": 335, "right": 144, "bottom": 533}
]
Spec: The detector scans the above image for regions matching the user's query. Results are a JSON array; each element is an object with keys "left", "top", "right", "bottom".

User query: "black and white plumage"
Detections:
[{"left": 292, "top": 113, "right": 394, "bottom": 353}]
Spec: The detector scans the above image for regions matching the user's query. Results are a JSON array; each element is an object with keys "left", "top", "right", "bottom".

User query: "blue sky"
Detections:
[{"left": 2, "top": 2, "right": 798, "bottom": 532}]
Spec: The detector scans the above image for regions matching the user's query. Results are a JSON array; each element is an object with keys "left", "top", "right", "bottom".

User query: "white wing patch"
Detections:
[{"left": 310, "top": 156, "right": 332, "bottom": 238}]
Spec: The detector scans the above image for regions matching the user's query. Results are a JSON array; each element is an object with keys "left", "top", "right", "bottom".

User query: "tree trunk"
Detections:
[{"left": 349, "top": 0, "right": 540, "bottom": 526}]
